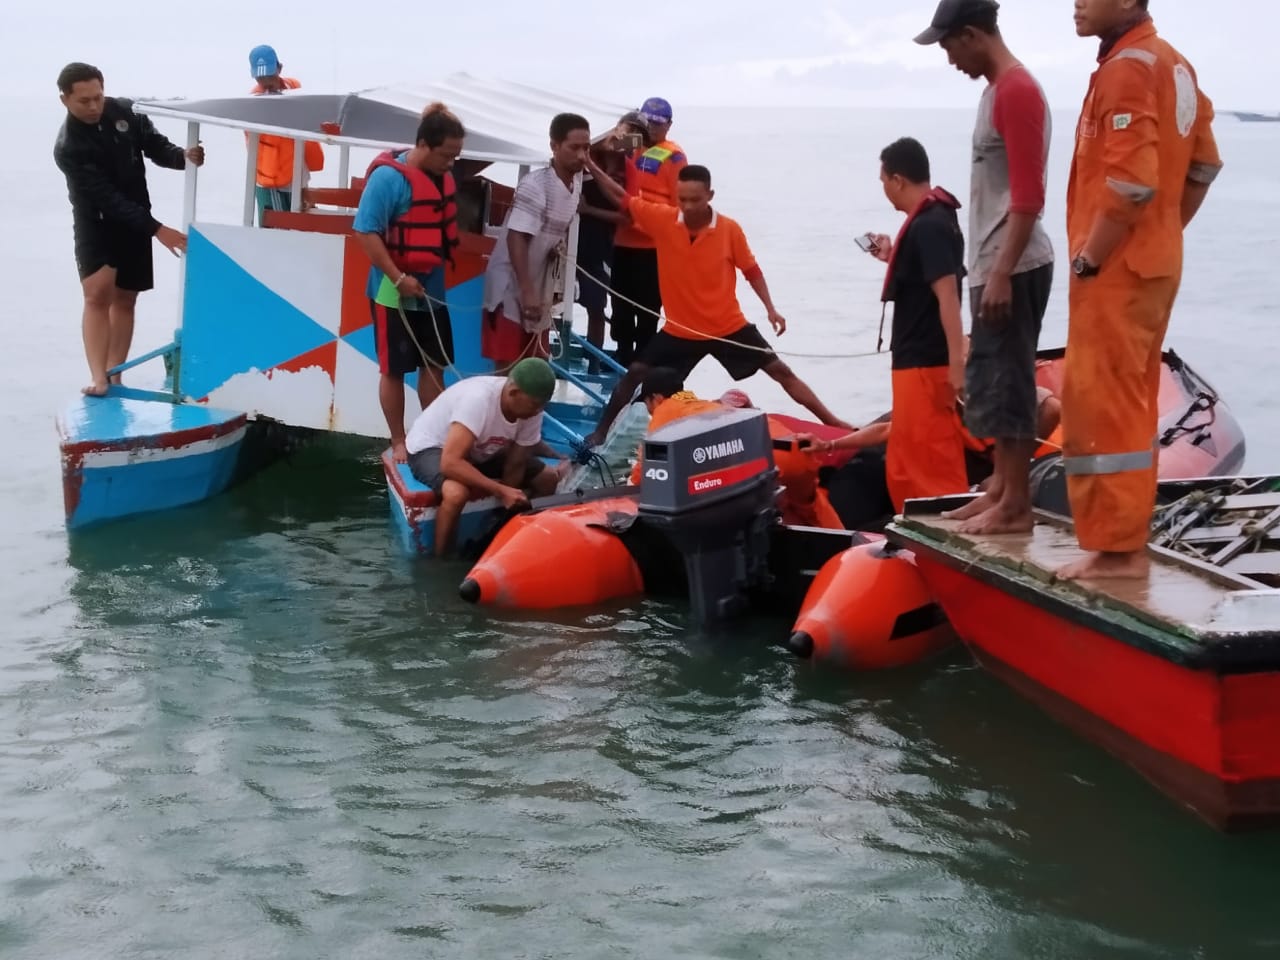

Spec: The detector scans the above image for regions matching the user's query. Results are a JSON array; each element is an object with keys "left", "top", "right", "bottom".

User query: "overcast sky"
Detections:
[{"left": 3, "top": 1, "right": 1273, "bottom": 111}]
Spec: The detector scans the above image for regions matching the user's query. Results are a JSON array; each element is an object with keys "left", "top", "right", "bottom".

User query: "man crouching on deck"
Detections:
[{"left": 405, "top": 358, "right": 560, "bottom": 557}]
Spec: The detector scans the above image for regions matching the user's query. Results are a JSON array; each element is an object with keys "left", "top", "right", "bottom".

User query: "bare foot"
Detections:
[
  {"left": 391, "top": 439, "right": 409, "bottom": 463},
  {"left": 942, "top": 493, "right": 993, "bottom": 521},
  {"left": 958, "top": 504, "right": 1034, "bottom": 535},
  {"left": 82, "top": 380, "right": 109, "bottom": 397},
  {"left": 1056, "top": 550, "right": 1150, "bottom": 581}
]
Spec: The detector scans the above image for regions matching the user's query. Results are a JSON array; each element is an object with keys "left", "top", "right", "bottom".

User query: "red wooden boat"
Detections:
[{"left": 887, "top": 473, "right": 1280, "bottom": 831}]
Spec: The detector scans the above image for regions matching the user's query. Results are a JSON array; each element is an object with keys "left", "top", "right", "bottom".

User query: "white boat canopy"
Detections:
[{"left": 134, "top": 72, "right": 632, "bottom": 165}]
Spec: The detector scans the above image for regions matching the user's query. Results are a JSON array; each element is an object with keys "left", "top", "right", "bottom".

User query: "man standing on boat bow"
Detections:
[
  {"left": 353, "top": 103, "right": 465, "bottom": 463},
  {"left": 54, "top": 62, "right": 205, "bottom": 398},
  {"left": 1057, "top": 0, "right": 1222, "bottom": 580},
  {"left": 914, "top": 0, "right": 1055, "bottom": 535}
]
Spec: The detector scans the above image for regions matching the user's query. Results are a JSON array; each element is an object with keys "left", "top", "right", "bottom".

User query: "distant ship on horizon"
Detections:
[{"left": 1229, "top": 111, "right": 1280, "bottom": 122}]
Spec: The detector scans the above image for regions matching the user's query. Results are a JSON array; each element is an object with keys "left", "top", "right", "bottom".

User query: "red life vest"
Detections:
[{"left": 365, "top": 150, "right": 459, "bottom": 273}]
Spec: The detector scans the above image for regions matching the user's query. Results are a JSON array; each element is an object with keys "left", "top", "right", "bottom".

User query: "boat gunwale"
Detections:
[{"left": 887, "top": 501, "right": 1280, "bottom": 673}]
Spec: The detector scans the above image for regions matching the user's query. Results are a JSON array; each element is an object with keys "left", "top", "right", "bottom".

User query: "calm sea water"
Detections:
[{"left": 2, "top": 97, "right": 1280, "bottom": 958}]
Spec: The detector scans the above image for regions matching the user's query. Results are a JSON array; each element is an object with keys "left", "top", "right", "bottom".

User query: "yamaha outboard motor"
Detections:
[{"left": 636, "top": 407, "right": 779, "bottom": 627}]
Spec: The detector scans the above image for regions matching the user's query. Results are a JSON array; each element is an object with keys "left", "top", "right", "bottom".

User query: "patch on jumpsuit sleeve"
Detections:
[{"left": 1112, "top": 113, "right": 1132, "bottom": 130}]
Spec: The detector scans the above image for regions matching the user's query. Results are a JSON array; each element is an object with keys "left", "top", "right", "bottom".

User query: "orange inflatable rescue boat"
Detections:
[
  {"left": 459, "top": 495, "right": 645, "bottom": 610},
  {"left": 788, "top": 541, "right": 956, "bottom": 668}
]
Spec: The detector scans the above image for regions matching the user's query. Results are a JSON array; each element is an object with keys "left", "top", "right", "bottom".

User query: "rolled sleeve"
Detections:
[
  {"left": 1096, "top": 57, "right": 1160, "bottom": 225},
  {"left": 1188, "top": 88, "right": 1223, "bottom": 185}
]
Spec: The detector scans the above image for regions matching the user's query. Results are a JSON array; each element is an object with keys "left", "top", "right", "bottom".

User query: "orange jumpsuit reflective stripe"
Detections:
[
  {"left": 1062, "top": 18, "right": 1222, "bottom": 552},
  {"left": 885, "top": 367, "right": 970, "bottom": 513}
]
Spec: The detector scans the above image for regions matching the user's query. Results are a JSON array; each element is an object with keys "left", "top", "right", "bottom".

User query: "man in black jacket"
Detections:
[{"left": 53, "top": 62, "right": 204, "bottom": 396}]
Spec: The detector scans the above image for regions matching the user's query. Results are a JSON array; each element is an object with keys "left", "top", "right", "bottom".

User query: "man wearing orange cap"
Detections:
[{"left": 1057, "top": 0, "right": 1221, "bottom": 579}]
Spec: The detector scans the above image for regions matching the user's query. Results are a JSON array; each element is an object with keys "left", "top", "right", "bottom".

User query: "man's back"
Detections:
[{"left": 1067, "top": 19, "right": 1221, "bottom": 280}]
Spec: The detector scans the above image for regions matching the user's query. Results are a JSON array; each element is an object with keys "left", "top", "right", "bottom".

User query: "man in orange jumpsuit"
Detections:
[{"left": 1058, "top": 0, "right": 1222, "bottom": 580}]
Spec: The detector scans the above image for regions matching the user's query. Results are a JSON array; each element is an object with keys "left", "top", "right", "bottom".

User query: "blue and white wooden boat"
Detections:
[{"left": 57, "top": 74, "right": 631, "bottom": 535}]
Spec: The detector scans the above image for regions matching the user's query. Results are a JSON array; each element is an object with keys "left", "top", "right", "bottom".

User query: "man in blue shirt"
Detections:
[{"left": 353, "top": 104, "right": 465, "bottom": 462}]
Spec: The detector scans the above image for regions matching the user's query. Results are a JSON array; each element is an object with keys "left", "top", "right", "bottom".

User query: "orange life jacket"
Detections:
[
  {"left": 768, "top": 416, "right": 845, "bottom": 530},
  {"left": 250, "top": 78, "right": 325, "bottom": 188},
  {"left": 365, "top": 151, "right": 460, "bottom": 274},
  {"left": 615, "top": 139, "right": 686, "bottom": 249}
]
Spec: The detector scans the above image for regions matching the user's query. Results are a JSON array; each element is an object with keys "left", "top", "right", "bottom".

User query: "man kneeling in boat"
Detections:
[
  {"left": 581, "top": 157, "right": 851, "bottom": 447},
  {"left": 406, "top": 358, "right": 561, "bottom": 557}
]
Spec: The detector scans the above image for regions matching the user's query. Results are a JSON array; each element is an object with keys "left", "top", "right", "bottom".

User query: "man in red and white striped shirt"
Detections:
[{"left": 916, "top": 0, "right": 1055, "bottom": 535}]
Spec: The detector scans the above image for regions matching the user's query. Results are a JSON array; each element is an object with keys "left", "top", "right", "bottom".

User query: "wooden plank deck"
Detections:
[{"left": 892, "top": 498, "right": 1280, "bottom": 642}]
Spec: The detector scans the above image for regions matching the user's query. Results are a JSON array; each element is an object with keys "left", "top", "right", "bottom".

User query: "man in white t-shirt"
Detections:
[
  {"left": 405, "top": 357, "right": 562, "bottom": 556},
  {"left": 481, "top": 112, "right": 590, "bottom": 371}
]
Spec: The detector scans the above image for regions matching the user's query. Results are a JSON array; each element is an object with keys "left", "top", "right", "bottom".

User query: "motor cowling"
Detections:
[{"left": 636, "top": 407, "right": 779, "bottom": 627}]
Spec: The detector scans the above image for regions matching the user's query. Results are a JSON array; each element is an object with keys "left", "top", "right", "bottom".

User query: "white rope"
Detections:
[{"left": 567, "top": 257, "right": 889, "bottom": 361}]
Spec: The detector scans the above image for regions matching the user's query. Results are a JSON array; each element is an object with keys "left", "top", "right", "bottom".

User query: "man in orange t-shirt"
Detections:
[
  {"left": 1056, "top": 1, "right": 1221, "bottom": 580},
  {"left": 583, "top": 160, "right": 849, "bottom": 445}
]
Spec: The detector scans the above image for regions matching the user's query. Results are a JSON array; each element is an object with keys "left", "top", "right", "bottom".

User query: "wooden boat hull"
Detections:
[{"left": 57, "top": 389, "right": 248, "bottom": 530}]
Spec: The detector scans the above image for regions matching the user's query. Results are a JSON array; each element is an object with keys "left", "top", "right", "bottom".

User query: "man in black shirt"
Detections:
[
  {"left": 860, "top": 136, "right": 969, "bottom": 512},
  {"left": 53, "top": 62, "right": 204, "bottom": 396}
]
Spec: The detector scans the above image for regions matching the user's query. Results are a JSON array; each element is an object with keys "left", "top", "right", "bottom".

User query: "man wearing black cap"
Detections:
[{"left": 915, "top": 0, "right": 1054, "bottom": 535}]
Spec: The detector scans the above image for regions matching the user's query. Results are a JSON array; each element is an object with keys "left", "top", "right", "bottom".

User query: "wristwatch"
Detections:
[{"left": 1072, "top": 254, "right": 1100, "bottom": 279}]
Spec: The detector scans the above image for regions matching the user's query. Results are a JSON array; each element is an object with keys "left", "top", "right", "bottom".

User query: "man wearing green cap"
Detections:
[{"left": 405, "top": 359, "right": 563, "bottom": 556}]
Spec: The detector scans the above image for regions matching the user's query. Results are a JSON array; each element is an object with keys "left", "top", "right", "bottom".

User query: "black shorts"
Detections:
[
  {"left": 638, "top": 324, "right": 778, "bottom": 382},
  {"left": 963, "top": 262, "right": 1053, "bottom": 441},
  {"left": 407, "top": 446, "right": 546, "bottom": 497},
  {"left": 372, "top": 300, "right": 454, "bottom": 378},
  {"left": 74, "top": 221, "right": 154, "bottom": 291},
  {"left": 575, "top": 229, "right": 613, "bottom": 314}
]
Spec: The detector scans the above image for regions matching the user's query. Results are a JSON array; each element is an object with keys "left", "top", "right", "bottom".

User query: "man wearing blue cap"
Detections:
[
  {"left": 405, "top": 357, "right": 561, "bottom": 556},
  {"left": 247, "top": 44, "right": 324, "bottom": 225},
  {"left": 609, "top": 95, "right": 686, "bottom": 366}
]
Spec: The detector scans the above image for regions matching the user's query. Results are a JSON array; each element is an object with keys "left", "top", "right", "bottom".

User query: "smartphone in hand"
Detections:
[{"left": 855, "top": 232, "right": 879, "bottom": 254}]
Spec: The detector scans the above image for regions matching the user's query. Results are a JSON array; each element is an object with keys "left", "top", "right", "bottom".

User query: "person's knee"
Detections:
[
  {"left": 764, "top": 360, "right": 795, "bottom": 382},
  {"left": 439, "top": 478, "right": 470, "bottom": 507},
  {"left": 112, "top": 289, "right": 139, "bottom": 311},
  {"left": 82, "top": 270, "right": 115, "bottom": 308},
  {"left": 531, "top": 468, "right": 558, "bottom": 496}
]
